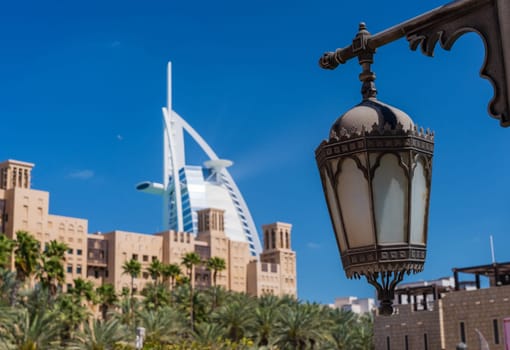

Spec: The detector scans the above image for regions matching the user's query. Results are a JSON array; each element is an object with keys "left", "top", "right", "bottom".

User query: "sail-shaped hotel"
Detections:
[{"left": 136, "top": 63, "right": 262, "bottom": 256}]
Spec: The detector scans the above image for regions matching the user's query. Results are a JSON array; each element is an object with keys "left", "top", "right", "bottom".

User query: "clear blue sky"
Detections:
[{"left": 1, "top": 0, "right": 509, "bottom": 304}]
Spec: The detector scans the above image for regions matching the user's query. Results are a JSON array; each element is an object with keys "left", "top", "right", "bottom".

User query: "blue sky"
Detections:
[{"left": 1, "top": 0, "right": 509, "bottom": 303}]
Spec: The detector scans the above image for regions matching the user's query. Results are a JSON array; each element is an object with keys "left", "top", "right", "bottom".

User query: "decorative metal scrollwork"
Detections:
[{"left": 319, "top": 0, "right": 510, "bottom": 126}]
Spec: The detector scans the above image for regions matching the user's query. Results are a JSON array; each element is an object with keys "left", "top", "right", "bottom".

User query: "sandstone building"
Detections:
[
  {"left": 374, "top": 263, "right": 510, "bottom": 349},
  {"left": 0, "top": 159, "right": 297, "bottom": 297}
]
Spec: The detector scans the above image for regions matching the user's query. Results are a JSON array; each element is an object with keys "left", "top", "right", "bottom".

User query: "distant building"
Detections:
[
  {"left": 0, "top": 159, "right": 296, "bottom": 298},
  {"left": 0, "top": 159, "right": 88, "bottom": 288},
  {"left": 332, "top": 296, "right": 376, "bottom": 314},
  {"left": 136, "top": 62, "right": 262, "bottom": 256},
  {"left": 374, "top": 262, "right": 510, "bottom": 349}
]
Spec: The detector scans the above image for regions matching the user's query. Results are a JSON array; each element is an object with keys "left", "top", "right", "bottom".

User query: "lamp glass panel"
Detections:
[
  {"left": 410, "top": 158, "right": 427, "bottom": 244},
  {"left": 337, "top": 157, "right": 375, "bottom": 247},
  {"left": 323, "top": 167, "right": 348, "bottom": 252},
  {"left": 373, "top": 154, "right": 408, "bottom": 244}
]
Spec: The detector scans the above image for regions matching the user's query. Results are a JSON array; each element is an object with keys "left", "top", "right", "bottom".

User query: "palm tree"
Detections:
[
  {"left": 71, "top": 277, "right": 96, "bottom": 305},
  {"left": 273, "top": 303, "right": 329, "bottom": 350},
  {"left": 181, "top": 252, "right": 202, "bottom": 331},
  {"left": 12, "top": 231, "right": 40, "bottom": 305},
  {"left": 354, "top": 313, "right": 374, "bottom": 350},
  {"left": 141, "top": 282, "right": 171, "bottom": 310},
  {"left": 206, "top": 256, "right": 226, "bottom": 288},
  {"left": 324, "top": 309, "right": 360, "bottom": 349},
  {"left": 0, "top": 233, "right": 15, "bottom": 270},
  {"left": 203, "top": 283, "right": 229, "bottom": 312},
  {"left": 122, "top": 258, "right": 141, "bottom": 298},
  {"left": 192, "top": 322, "right": 226, "bottom": 349},
  {"left": 206, "top": 256, "right": 226, "bottom": 311},
  {"left": 0, "top": 306, "right": 62, "bottom": 349},
  {"left": 96, "top": 283, "right": 118, "bottom": 321},
  {"left": 55, "top": 292, "right": 91, "bottom": 342},
  {"left": 136, "top": 306, "right": 188, "bottom": 345},
  {"left": 112, "top": 294, "right": 140, "bottom": 328},
  {"left": 37, "top": 240, "right": 68, "bottom": 297},
  {"left": 122, "top": 258, "right": 141, "bottom": 325},
  {"left": 162, "top": 263, "right": 181, "bottom": 290},
  {"left": 68, "top": 318, "right": 130, "bottom": 350},
  {"left": 252, "top": 294, "right": 284, "bottom": 347},
  {"left": 181, "top": 252, "right": 202, "bottom": 286},
  {"left": 147, "top": 259, "right": 163, "bottom": 285},
  {"left": 213, "top": 296, "right": 256, "bottom": 343},
  {"left": 0, "top": 269, "right": 16, "bottom": 306},
  {"left": 44, "top": 239, "right": 68, "bottom": 258},
  {"left": 14, "top": 231, "right": 40, "bottom": 283},
  {"left": 0, "top": 234, "right": 15, "bottom": 302},
  {"left": 20, "top": 284, "right": 53, "bottom": 320}
]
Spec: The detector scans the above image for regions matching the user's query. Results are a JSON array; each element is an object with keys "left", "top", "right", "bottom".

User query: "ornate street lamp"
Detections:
[
  {"left": 316, "top": 0, "right": 510, "bottom": 316},
  {"left": 316, "top": 24, "right": 434, "bottom": 316}
]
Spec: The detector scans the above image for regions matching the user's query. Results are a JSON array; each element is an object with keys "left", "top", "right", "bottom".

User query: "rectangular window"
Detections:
[
  {"left": 67, "top": 248, "right": 73, "bottom": 254},
  {"left": 460, "top": 322, "right": 466, "bottom": 343},
  {"left": 143, "top": 255, "right": 148, "bottom": 262},
  {"left": 132, "top": 254, "right": 138, "bottom": 261},
  {"left": 76, "top": 265, "right": 82, "bottom": 274},
  {"left": 424, "top": 333, "right": 428, "bottom": 350},
  {"left": 386, "top": 336, "right": 391, "bottom": 350},
  {"left": 152, "top": 256, "right": 157, "bottom": 262},
  {"left": 494, "top": 319, "right": 500, "bottom": 344},
  {"left": 143, "top": 272, "right": 149, "bottom": 279},
  {"left": 105, "top": 269, "right": 109, "bottom": 278},
  {"left": 404, "top": 335, "right": 409, "bottom": 350},
  {"left": 94, "top": 270, "right": 99, "bottom": 278},
  {"left": 77, "top": 249, "right": 82, "bottom": 256},
  {"left": 67, "top": 265, "right": 72, "bottom": 273}
]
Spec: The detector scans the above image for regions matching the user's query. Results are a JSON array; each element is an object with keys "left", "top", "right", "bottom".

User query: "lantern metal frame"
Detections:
[{"left": 316, "top": 109, "right": 434, "bottom": 315}]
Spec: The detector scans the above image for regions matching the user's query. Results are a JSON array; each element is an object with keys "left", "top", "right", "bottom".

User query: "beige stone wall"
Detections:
[
  {"left": 441, "top": 285, "right": 510, "bottom": 349},
  {"left": 102, "top": 230, "right": 163, "bottom": 293},
  {"left": 159, "top": 230, "right": 195, "bottom": 266},
  {"left": 4, "top": 188, "right": 50, "bottom": 240},
  {"left": 374, "top": 302, "right": 443, "bottom": 350},
  {"left": 48, "top": 214, "right": 88, "bottom": 289},
  {"left": 246, "top": 260, "right": 258, "bottom": 296},
  {"left": 375, "top": 285, "right": 510, "bottom": 350},
  {"left": 228, "top": 240, "right": 250, "bottom": 293},
  {"left": 246, "top": 260, "right": 281, "bottom": 296}
]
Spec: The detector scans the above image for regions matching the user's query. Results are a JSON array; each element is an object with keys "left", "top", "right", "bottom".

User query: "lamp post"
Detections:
[
  {"left": 315, "top": 0, "right": 510, "bottom": 316},
  {"left": 315, "top": 25, "right": 434, "bottom": 314},
  {"left": 135, "top": 327, "right": 145, "bottom": 350},
  {"left": 319, "top": 0, "right": 510, "bottom": 126}
]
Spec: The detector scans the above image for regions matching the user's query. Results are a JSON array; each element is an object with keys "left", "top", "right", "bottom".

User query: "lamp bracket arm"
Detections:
[{"left": 319, "top": 0, "right": 510, "bottom": 126}]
